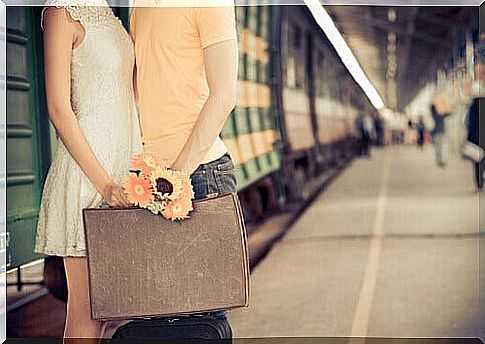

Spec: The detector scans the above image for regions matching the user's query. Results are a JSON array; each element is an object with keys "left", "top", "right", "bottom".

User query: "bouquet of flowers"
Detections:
[{"left": 122, "top": 152, "right": 195, "bottom": 221}]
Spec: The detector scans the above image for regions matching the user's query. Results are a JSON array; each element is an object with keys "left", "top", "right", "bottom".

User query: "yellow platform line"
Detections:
[{"left": 350, "top": 151, "right": 392, "bottom": 340}]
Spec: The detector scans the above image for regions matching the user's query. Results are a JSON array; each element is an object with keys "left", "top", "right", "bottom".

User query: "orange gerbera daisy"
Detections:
[
  {"left": 123, "top": 173, "right": 154, "bottom": 207},
  {"left": 131, "top": 152, "right": 170, "bottom": 176},
  {"left": 177, "top": 171, "right": 195, "bottom": 200},
  {"left": 162, "top": 198, "right": 193, "bottom": 221}
]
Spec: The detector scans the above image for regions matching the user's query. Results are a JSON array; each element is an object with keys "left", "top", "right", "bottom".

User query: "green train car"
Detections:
[
  {"left": 6, "top": 7, "right": 50, "bottom": 269},
  {"left": 5, "top": 5, "right": 372, "bottom": 296}
]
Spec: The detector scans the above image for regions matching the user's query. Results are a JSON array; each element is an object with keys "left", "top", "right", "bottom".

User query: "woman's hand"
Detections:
[{"left": 102, "top": 182, "right": 130, "bottom": 207}]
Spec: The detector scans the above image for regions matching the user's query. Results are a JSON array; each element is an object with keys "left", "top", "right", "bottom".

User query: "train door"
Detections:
[{"left": 6, "top": 7, "right": 51, "bottom": 270}]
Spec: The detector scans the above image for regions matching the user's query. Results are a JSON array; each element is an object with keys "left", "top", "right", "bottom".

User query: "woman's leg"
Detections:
[{"left": 63, "top": 257, "right": 105, "bottom": 343}]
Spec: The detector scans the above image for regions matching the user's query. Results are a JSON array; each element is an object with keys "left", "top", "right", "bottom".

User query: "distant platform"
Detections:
[{"left": 229, "top": 145, "right": 482, "bottom": 338}]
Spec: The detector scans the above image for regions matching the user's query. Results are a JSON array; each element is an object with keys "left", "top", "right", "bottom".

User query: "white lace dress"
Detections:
[{"left": 35, "top": 0, "right": 142, "bottom": 257}]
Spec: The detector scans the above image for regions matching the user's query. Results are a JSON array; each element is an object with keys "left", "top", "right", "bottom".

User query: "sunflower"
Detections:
[
  {"left": 123, "top": 173, "right": 154, "bottom": 207},
  {"left": 150, "top": 167, "right": 183, "bottom": 201}
]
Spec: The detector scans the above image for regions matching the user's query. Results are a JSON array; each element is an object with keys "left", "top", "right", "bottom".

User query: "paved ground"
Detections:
[{"left": 228, "top": 145, "right": 482, "bottom": 339}]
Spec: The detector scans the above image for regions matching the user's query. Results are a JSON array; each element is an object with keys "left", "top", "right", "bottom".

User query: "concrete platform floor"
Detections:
[{"left": 228, "top": 145, "right": 483, "bottom": 339}]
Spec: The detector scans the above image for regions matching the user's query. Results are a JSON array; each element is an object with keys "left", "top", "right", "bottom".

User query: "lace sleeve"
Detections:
[
  {"left": 41, "top": 3, "right": 85, "bottom": 31},
  {"left": 41, "top": 0, "right": 110, "bottom": 31}
]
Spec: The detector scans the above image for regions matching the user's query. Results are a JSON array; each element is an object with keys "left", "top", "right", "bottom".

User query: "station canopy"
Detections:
[{"left": 325, "top": 6, "right": 478, "bottom": 111}]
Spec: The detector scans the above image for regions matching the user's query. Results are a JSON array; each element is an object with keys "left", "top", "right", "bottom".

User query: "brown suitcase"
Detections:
[{"left": 82, "top": 192, "right": 250, "bottom": 320}]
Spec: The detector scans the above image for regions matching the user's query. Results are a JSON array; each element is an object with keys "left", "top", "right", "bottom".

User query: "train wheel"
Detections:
[{"left": 43, "top": 256, "right": 68, "bottom": 302}]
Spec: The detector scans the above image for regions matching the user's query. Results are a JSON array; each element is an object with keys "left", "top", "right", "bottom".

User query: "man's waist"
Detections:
[{"left": 142, "top": 136, "right": 227, "bottom": 165}]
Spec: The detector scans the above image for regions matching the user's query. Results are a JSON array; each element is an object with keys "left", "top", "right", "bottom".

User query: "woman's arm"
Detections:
[
  {"left": 171, "top": 39, "right": 238, "bottom": 174},
  {"left": 43, "top": 8, "right": 129, "bottom": 206}
]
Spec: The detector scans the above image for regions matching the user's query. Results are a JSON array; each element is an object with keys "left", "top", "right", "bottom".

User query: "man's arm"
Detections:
[{"left": 171, "top": 39, "right": 238, "bottom": 174}]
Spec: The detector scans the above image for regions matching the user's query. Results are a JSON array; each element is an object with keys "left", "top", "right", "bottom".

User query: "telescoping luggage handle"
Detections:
[{"left": 83, "top": 193, "right": 250, "bottom": 320}]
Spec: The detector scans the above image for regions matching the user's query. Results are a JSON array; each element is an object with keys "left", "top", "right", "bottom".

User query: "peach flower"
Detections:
[
  {"left": 123, "top": 173, "right": 154, "bottom": 207},
  {"left": 162, "top": 197, "right": 193, "bottom": 221},
  {"left": 131, "top": 152, "right": 170, "bottom": 176},
  {"left": 177, "top": 171, "right": 195, "bottom": 200}
]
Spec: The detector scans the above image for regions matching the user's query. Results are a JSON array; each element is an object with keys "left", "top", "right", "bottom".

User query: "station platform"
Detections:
[{"left": 228, "top": 145, "right": 482, "bottom": 338}]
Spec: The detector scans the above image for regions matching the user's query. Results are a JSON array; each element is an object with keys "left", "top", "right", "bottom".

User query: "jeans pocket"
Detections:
[
  {"left": 216, "top": 158, "right": 235, "bottom": 174},
  {"left": 214, "top": 164, "right": 237, "bottom": 194}
]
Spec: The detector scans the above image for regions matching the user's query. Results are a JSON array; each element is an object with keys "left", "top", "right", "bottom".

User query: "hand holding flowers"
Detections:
[
  {"left": 123, "top": 152, "right": 195, "bottom": 221},
  {"left": 102, "top": 182, "right": 131, "bottom": 208}
]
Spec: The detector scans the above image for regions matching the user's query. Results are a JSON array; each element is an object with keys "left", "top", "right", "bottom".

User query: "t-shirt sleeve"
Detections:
[{"left": 195, "top": 5, "right": 237, "bottom": 50}]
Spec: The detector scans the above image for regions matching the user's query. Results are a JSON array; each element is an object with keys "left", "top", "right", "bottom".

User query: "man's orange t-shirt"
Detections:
[{"left": 130, "top": 5, "right": 237, "bottom": 164}]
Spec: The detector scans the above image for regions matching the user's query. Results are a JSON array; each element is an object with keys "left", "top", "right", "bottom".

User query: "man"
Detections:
[
  {"left": 130, "top": 1, "right": 238, "bottom": 175},
  {"left": 129, "top": 0, "right": 239, "bottom": 335}
]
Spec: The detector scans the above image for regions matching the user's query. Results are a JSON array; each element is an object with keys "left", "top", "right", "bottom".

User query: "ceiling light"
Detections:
[
  {"left": 303, "top": 1, "right": 385, "bottom": 110},
  {"left": 388, "top": 8, "right": 397, "bottom": 23}
]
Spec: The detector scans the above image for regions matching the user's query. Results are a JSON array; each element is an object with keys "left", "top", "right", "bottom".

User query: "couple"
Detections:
[{"left": 34, "top": 0, "right": 238, "bottom": 340}]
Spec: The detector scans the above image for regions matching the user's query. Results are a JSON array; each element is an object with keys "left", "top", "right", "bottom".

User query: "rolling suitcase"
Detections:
[{"left": 111, "top": 314, "right": 232, "bottom": 340}]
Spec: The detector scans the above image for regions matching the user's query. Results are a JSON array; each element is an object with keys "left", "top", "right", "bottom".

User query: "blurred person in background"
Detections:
[
  {"left": 374, "top": 115, "right": 384, "bottom": 146},
  {"left": 389, "top": 114, "right": 405, "bottom": 144},
  {"left": 416, "top": 115, "right": 426, "bottom": 149},
  {"left": 363, "top": 112, "right": 376, "bottom": 144},
  {"left": 465, "top": 97, "right": 484, "bottom": 190},
  {"left": 355, "top": 112, "right": 374, "bottom": 157},
  {"left": 430, "top": 104, "right": 450, "bottom": 167}
]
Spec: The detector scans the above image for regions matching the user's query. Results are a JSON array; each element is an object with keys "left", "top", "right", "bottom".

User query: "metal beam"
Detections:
[
  {"left": 398, "top": 8, "right": 419, "bottom": 95},
  {"left": 371, "top": 18, "right": 451, "bottom": 49},
  {"left": 417, "top": 9, "right": 462, "bottom": 29}
]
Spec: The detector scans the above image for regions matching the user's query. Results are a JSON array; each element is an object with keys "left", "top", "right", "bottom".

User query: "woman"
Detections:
[{"left": 34, "top": 0, "right": 142, "bottom": 341}]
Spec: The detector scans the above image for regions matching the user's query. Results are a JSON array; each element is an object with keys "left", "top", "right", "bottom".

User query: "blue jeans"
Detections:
[
  {"left": 191, "top": 153, "right": 237, "bottom": 201},
  {"left": 189, "top": 152, "right": 237, "bottom": 319}
]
